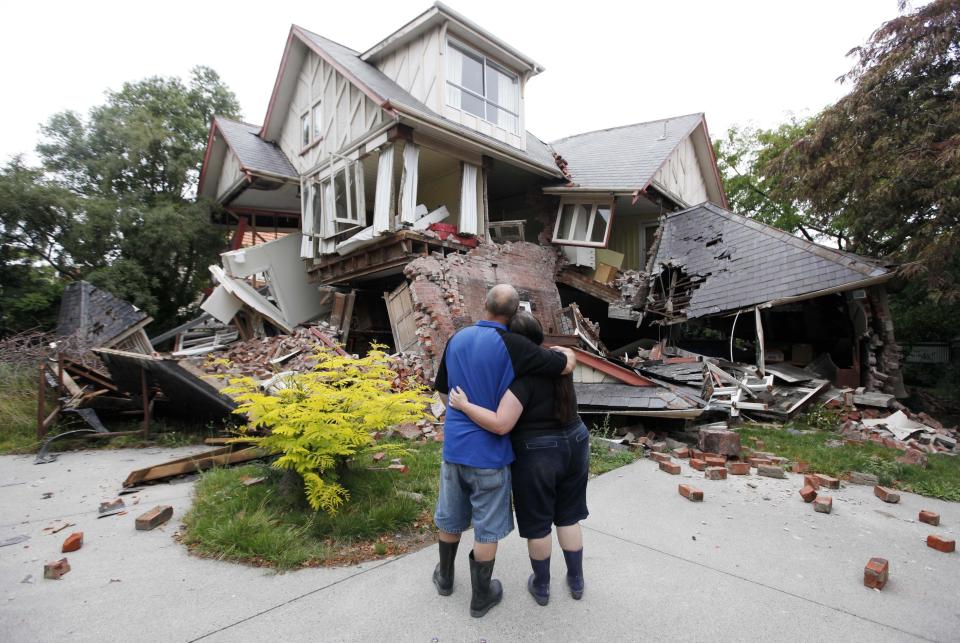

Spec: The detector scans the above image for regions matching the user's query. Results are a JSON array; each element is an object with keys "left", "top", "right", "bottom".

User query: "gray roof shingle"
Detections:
[
  {"left": 216, "top": 117, "right": 297, "bottom": 179},
  {"left": 549, "top": 113, "right": 704, "bottom": 190},
  {"left": 57, "top": 281, "right": 150, "bottom": 349},
  {"left": 651, "top": 202, "right": 891, "bottom": 318}
]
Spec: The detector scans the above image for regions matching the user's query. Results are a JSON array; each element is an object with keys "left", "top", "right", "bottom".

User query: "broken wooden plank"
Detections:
[
  {"left": 123, "top": 446, "right": 267, "bottom": 487},
  {"left": 704, "top": 361, "right": 757, "bottom": 399}
]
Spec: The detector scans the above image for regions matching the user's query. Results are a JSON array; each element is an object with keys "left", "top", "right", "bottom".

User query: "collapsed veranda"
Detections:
[{"left": 188, "top": 2, "right": 904, "bottom": 416}]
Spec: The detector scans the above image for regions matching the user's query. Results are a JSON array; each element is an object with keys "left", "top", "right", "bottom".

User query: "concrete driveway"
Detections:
[{"left": 1, "top": 446, "right": 957, "bottom": 642}]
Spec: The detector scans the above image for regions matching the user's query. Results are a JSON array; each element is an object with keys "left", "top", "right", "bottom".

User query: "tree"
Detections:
[
  {"left": 1, "top": 66, "right": 240, "bottom": 334},
  {"left": 765, "top": 0, "right": 960, "bottom": 301}
]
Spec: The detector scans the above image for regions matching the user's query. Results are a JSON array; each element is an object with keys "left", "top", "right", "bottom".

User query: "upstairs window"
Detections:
[
  {"left": 552, "top": 200, "right": 614, "bottom": 248},
  {"left": 311, "top": 101, "right": 323, "bottom": 142},
  {"left": 300, "top": 112, "right": 311, "bottom": 149},
  {"left": 318, "top": 161, "right": 365, "bottom": 237},
  {"left": 446, "top": 40, "right": 519, "bottom": 133}
]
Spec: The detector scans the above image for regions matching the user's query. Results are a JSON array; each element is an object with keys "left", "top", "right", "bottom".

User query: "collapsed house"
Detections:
[{"left": 185, "top": 2, "right": 907, "bottom": 419}]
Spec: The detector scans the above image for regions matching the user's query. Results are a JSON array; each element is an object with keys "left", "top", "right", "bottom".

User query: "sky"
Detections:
[{"left": 0, "top": 0, "right": 911, "bottom": 164}]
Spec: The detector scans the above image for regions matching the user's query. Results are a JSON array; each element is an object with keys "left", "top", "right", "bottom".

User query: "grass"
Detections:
[
  {"left": 739, "top": 409, "right": 960, "bottom": 502},
  {"left": 0, "top": 364, "right": 51, "bottom": 454},
  {"left": 590, "top": 439, "right": 643, "bottom": 475}
]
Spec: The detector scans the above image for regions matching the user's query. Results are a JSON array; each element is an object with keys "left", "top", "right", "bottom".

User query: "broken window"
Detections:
[
  {"left": 319, "top": 161, "right": 365, "bottom": 233},
  {"left": 446, "top": 40, "right": 519, "bottom": 133},
  {"left": 552, "top": 200, "right": 614, "bottom": 248},
  {"left": 487, "top": 220, "right": 526, "bottom": 243}
]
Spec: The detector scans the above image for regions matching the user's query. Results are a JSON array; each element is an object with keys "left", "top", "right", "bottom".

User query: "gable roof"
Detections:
[
  {"left": 56, "top": 281, "right": 151, "bottom": 350},
  {"left": 549, "top": 113, "right": 706, "bottom": 192},
  {"left": 216, "top": 117, "right": 298, "bottom": 179},
  {"left": 651, "top": 202, "right": 892, "bottom": 319}
]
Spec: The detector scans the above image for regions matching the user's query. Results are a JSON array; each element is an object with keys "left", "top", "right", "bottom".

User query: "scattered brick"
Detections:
[
  {"left": 44, "top": 558, "right": 70, "bottom": 580},
  {"left": 874, "top": 486, "right": 900, "bottom": 504},
  {"left": 673, "top": 447, "right": 690, "bottom": 459},
  {"left": 372, "top": 452, "right": 386, "bottom": 462},
  {"left": 799, "top": 486, "right": 817, "bottom": 503},
  {"left": 757, "top": 465, "right": 786, "bottom": 479},
  {"left": 678, "top": 484, "right": 703, "bottom": 502},
  {"left": 651, "top": 452, "right": 672, "bottom": 464},
  {"left": 704, "top": 455, "right": 727, "bottom": 467},
  {"left": 98, "top": 498, "right": 125, "bottom": 515},
  {"left": 814, "top": 496, "right": 833, "bottom": 514},
  {"left": 863, "top": 557, "right": 889, "bottom": 590},
  {"left": 804, "top": 474, "right": 821, "bottom": 490},
  {"left": 698, "top": 428, "right": 741, "bottom": 457},
  {"left": 749, "top": 457, "right": 772, "bottom": 467},
  {"left": 727, "top": 462, "right": 751, "bottom": 475},
  {"left": 659, "top": 460, "right": 681, "bottom": 475},
  {"left": 849, "top": 472, "right": 879, "bottom": 486},
  {"left": 61, "top": 532, "right": 83, "bottom": 553},
  {"left": 769, "top": 456, "right": 788, "bottom": 465},
  {"left": 135, "top": 505, "right": 173, "bottom": 531},
  {"left": 388, "top": 463, "right": 409, "bottom": 473},
  {"left": 689, "top": 458, "right": 707, "bottom": 471},
  {"left": 705, "top": 466, "right": 727, "bottom": 481},
  {"left": 926, "top": 535, "right": 955, "bottom": 553},
  {"left": 815, "top": 474, "right": 840, "bottom": 489},
  {"left": 690, "top": 449, "right": 704, "bottom": 460},
  {"left": 754, "top": 440, "right": 766, "bottom": 450},
  {"left": 918, "top": 510, "right": 940, "bottom": 526},
  {"left": 790, "top": 461, "right": 809, "bottom": 474}
]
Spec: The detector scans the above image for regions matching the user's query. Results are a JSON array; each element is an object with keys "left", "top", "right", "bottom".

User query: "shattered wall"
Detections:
[{"left": 403, "top": 241, "right": 565, "bottom": 375}]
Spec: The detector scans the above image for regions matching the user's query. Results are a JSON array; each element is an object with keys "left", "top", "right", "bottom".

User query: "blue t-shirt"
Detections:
[{"left": 434, "top": 320, "right": 567, "bottom": 468}]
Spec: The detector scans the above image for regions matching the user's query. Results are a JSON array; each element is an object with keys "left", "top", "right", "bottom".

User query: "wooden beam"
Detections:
[
  {"left": 556, "top": 268, "right": 620, "bottom": 304},
  {"left": 123, "top": 446, "right": 267, "bottom": 487}
]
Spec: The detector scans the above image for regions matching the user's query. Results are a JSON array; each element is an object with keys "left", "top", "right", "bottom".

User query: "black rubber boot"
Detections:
[
  {"left": 562, "top": 548, "right": 584, "bottom": 599},
  {"left": 527, "top": 556, "right": 551, "bottom": 606},
  {"left": 469, "top": 551, "right": 503, "bottom": 618},
  {"left": 432, "top": 540, "right": 459, "bottom": 596}
]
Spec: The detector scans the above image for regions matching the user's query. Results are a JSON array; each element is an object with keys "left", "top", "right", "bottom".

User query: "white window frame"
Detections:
[
  {"left": 311, "top": 100, "right": 323, "bottom": 143},
  {"left": 551, "top": 198, "right": 615, "bottom": 248},
  {"left": 299, "top": 111, "right": 311, "bottom": 150},
  {"left": 318, "top": 160, "right": 366, "bottom": 238},
  {"left": 445, "top": 38, "right": 520, "bottom": 134}
]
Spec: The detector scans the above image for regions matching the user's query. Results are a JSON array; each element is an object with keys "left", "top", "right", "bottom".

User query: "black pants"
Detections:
[{"left": 511, "top": 420, "right": 590, "bottom": 539}]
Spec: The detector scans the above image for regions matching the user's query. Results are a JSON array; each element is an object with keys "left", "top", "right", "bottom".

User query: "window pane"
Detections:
[
  {"left": 346, "top": 163, "right": 358, "bottom": 221},
  {"left": 459, "top": 88, "right": 485, "bottom": 119},
  {"left": 557, "top": 204, "right": 576, "bottom": 240},
  {"left": 590, "top": 206, "right": 611, "bottom": 243},
  {"left": 485, "top": 63, "right": 517, "bottom": 112},
  {"left": 301, "top": 114, "right": 310, "bottom": 147},
  {"left": 571, "top": 204, "right": 591, "bottom": 241},
  {"left": 334, "top": 169, "right": 348, "bottom": 221},
  {"left": 486, "top": 104, "right": 518, "bottom": 133},
  {"left": 456, "top": 46, "right": 484, "bottom": 95},
  {"left": 312, "top": 183, "right": 323, "bottom": 232},
  {"left": 311, "top": 103, "right": 322, "bottom": 141}
]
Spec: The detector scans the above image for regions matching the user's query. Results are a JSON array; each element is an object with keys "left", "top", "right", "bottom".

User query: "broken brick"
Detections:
[
  {"left": 372, "top": 452, "right": 386, "bottom": 462},
  {"left": 849, "top": 472, "right": 879, "bottom": 486},
  {"left": 61, "top": 532, "right": 83, "bottom": 553},
  {"left": 757, "top": 465, "right": 786, "bottom": 479},
  {"left": 727, "top": 462, "right": 750, "bottom": 475},
  {"left": 651, "top": 452, "right": 672, "bottom": 464},
  {"left": 790, "top": 461, "right": 809, "bottom": 474},
  {"left": 863, "top": 557, "right": 889, "bottom": 590},
  {"left": 815, "top": 474, "right": 840, "bottom": 489},
  {"left": 698, "top": 429, "right": 741, "bottom": 457},
  {"left": 690, "top": 449, "right": 704, "bottom": 460},
  {"left": 748, "top": 457, "right": 772, "bottom": 467},
  {"left": 896, "top": 448, "right": 928, "bottom": 468},
  {"left": 814, "top": 496, "right": 833, "bottom": 514},
  {"left": 804, "top": 474, "right": 821, "bottom": 490},
  {"left": 388, "top": 463, "right": 409, "bottom": 473},
  {"left": 44, "top": 558, "right": 70, "bottom": 580},
  {"left": 678, "top": 484, "right": 703, "bottom": 502},
  {"left": 918, "top": 511, "right": 940, "bottom": 526},
  {"left": 705, "top": 467, "right": 727, "bottom": 481},
  {"left": 673, "top": 447, "right": 690, "bottom": 459},
  {"left": 689, "top": 458, "right": 707, "bottom": 471},
  {"left": 135, "top": 505, "right": 173, "bottom": 531},
  {"left": 704, "top": 455, "right": 727, "bottom": 467},
  {"left": 799, "top": 486, "right": 818, "bottom": 503},
  {"left": 659, "top": 460, "right": 681, "bottom": 475},
  {"left": 98, "top": 498, "right": 125, "bottom": 515},
  {"left": 874, "top": 486, "right": 900, "bottom": 504},
  {"left": 926, "top": 535, "right": 955, "bottom": 553}
]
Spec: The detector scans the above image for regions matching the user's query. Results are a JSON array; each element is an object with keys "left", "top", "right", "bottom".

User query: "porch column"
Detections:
[
  {"left": 459, "top": 162, "right": 479, "bottom": 236},
  {"left": 398, "top": 142, "right": 420, "bottom": 225},
  {"left": 373, "top": 144, "right": 395, "bottom": 235}
]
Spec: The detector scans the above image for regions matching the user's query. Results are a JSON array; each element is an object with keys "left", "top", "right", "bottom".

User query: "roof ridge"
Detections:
[
  {"left": 293, "top": 25, "right": 361, "bottom": 56},
  {"left": 550, "top": 112, "right": 703, "bottom": 145},
  {"left": 215, "top": 115, "right": 264, "bottom": 130}
]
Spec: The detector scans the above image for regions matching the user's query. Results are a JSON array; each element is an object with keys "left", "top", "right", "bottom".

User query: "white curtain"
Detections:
[
  {"left": 300, "top": 181, "right": 315, "bottom": 259},
  {"left": 446, "top": 46, "right": 463, "bottom": 109},
  {"left": 373, "top": 144, "right": 394, "bottom": 234},
  {"left": 399, "top": 143, "right": 420, "bottom": 225},
  {"left": 460, "top": 162, "right": 479, "bottom": 235},
  {"left": 497, "top": 72, "right": 518, "bottom": 132}
]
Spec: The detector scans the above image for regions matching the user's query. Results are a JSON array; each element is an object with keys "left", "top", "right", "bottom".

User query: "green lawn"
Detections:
[{"left": 0, "top": 364, "right": 48, "bottom": 454}]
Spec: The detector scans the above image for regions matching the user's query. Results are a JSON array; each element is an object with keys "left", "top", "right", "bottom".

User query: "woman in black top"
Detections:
[{"left": 448, "top": 312, "right": 588, "bottom": 606}]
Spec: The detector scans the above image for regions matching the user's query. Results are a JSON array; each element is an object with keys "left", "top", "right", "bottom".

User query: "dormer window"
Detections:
[{"left": 446, "top": 40, "right": 519, "bottom": 133}]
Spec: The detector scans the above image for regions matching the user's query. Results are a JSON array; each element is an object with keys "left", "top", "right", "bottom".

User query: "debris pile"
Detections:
[
  {"left": 193, "top": 326, "right": 344, "bottom": 381},
  {"left": 836, "top": 407, "right": 958, "bottom": 458}
]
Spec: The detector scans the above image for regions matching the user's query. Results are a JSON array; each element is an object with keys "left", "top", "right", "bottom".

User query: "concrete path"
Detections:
[{"left": 1, "top": 447, "right": 958, "bottom": 642}]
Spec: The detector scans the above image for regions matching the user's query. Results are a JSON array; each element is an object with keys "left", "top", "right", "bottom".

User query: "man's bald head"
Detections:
[{"left": 484, "top": 284, "right": 519, "bottom": 321}]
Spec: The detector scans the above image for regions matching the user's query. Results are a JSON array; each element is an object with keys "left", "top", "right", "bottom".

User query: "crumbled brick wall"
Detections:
[{"left": 403, "top": 241, "right": 565, "bottom": 377}]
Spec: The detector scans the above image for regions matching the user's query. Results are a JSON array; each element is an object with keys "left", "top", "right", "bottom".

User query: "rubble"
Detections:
[
  {"left": 136, "top": 506, "right": 174, "bottom": 531},
  {"left": 813, "top": 496, "right": 833, "bottom": 514},
  {"left": 864, "top": 558, "right": 889, "bottom": 590},
  {"left": 44, "top": 558, "right": 71, "bottom": 580},
  {"left": 926, "top": 535, "right": 955, "bottom": 553},
  {"left": 918, "top": 510, "right": 940, "bottom": 526},
  {"left": 61, "top": 532, "right": 83, "bottom": 553},
  {"left": 874, "top": 486, "right": 900, "bottom": 504}
]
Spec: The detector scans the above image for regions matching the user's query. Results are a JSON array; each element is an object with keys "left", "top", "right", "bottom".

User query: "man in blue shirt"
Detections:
[{"left": 431, "top": 284, "right": 574, "bottom": 617}]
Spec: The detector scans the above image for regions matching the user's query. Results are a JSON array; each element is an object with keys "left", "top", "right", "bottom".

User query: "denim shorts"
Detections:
[
  {"left": 434, "top": 461, "right": 514, "bottom": 543},
  {"left": 511, "top": 420, "right": 590, "bottom": 539}
]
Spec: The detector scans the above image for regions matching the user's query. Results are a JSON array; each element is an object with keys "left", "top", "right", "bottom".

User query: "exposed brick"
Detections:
[
  {"left": 863, "top": 557, "right": 889, "bottom": 590},
  {"left": 749, "top": 457, "right": 772, "bottom": 467},
  {"left": 790, "top": 461, "right": 810, "bottom": 474},
  {"left": 61, "top": 532, "right": 83, "bottom": 553},
  {"left": 659, "top": 460, "right": 681, "bottom": 475},
  {"left": 849, "top": 472, "right": 879, "bottom": 486},
  {"left": 704, "top": 455, "right": 727, "bottom": 467},
  {"left": 804, "top": 474, "right": 821, "bottom": 489},
  {"left": 44, "top": 558, "right": 70, "bottom": 580},
  {"left": 690, "top": 449, "right": 704, "bottom": 460},
  {"left": 651, "top": 452, "right": 672, "bottom": 464},
  {"left": 698, "top": 429, "right": 741, "bottom": 457},
  {"left": 727, "top": 462, "right": 750, "bottom": 475},
  {"left": 705, "top": 466, "right": 727, "bottom": 480},
  {"left": 678, "top": 484, "right": 703, "bottom": 502},
  {"left": 689, "top": 458, "right": 707, "bottom": 471},
  {"left": 918, "top": 510, "right": 940, "bottom": 526},
  {"left": 814, "top": 496, "right": 833, "bottom": 514},
  {"left": 757, "top": 465, "right": 785, "bottom": 479},
  {"left": 926, "top": 535, "right": 955, "bottom": 553},
  {"left": 874, "top": 486, "right": 900, "bottom": 504},
  {"left": 135, "top": 505, "right": 173, "bottom": 531},
  {"left": 798, "top": 486, "right": 817, "bottom": 503},
  {"left": 673, "top": 447, "right": 690, "bottom": 459},
  {"left": 815, "top": 474, "right": 840, "bottom": 489}
]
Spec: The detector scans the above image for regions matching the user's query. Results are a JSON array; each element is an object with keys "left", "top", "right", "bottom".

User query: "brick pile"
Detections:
[
  {"left": 196, "top": 326, "right": 343, "bottom": 381},
  {"left": 832, "top": 404, "right": 958, "bottom": 459}
]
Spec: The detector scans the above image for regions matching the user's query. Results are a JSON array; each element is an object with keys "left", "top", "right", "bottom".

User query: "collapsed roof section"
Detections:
[
  {"left": 56, "top": 281, "right": 152, "bottom": 354},
  {"left": 644, "top": 202, "right": 893, "bottom": 323}
]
